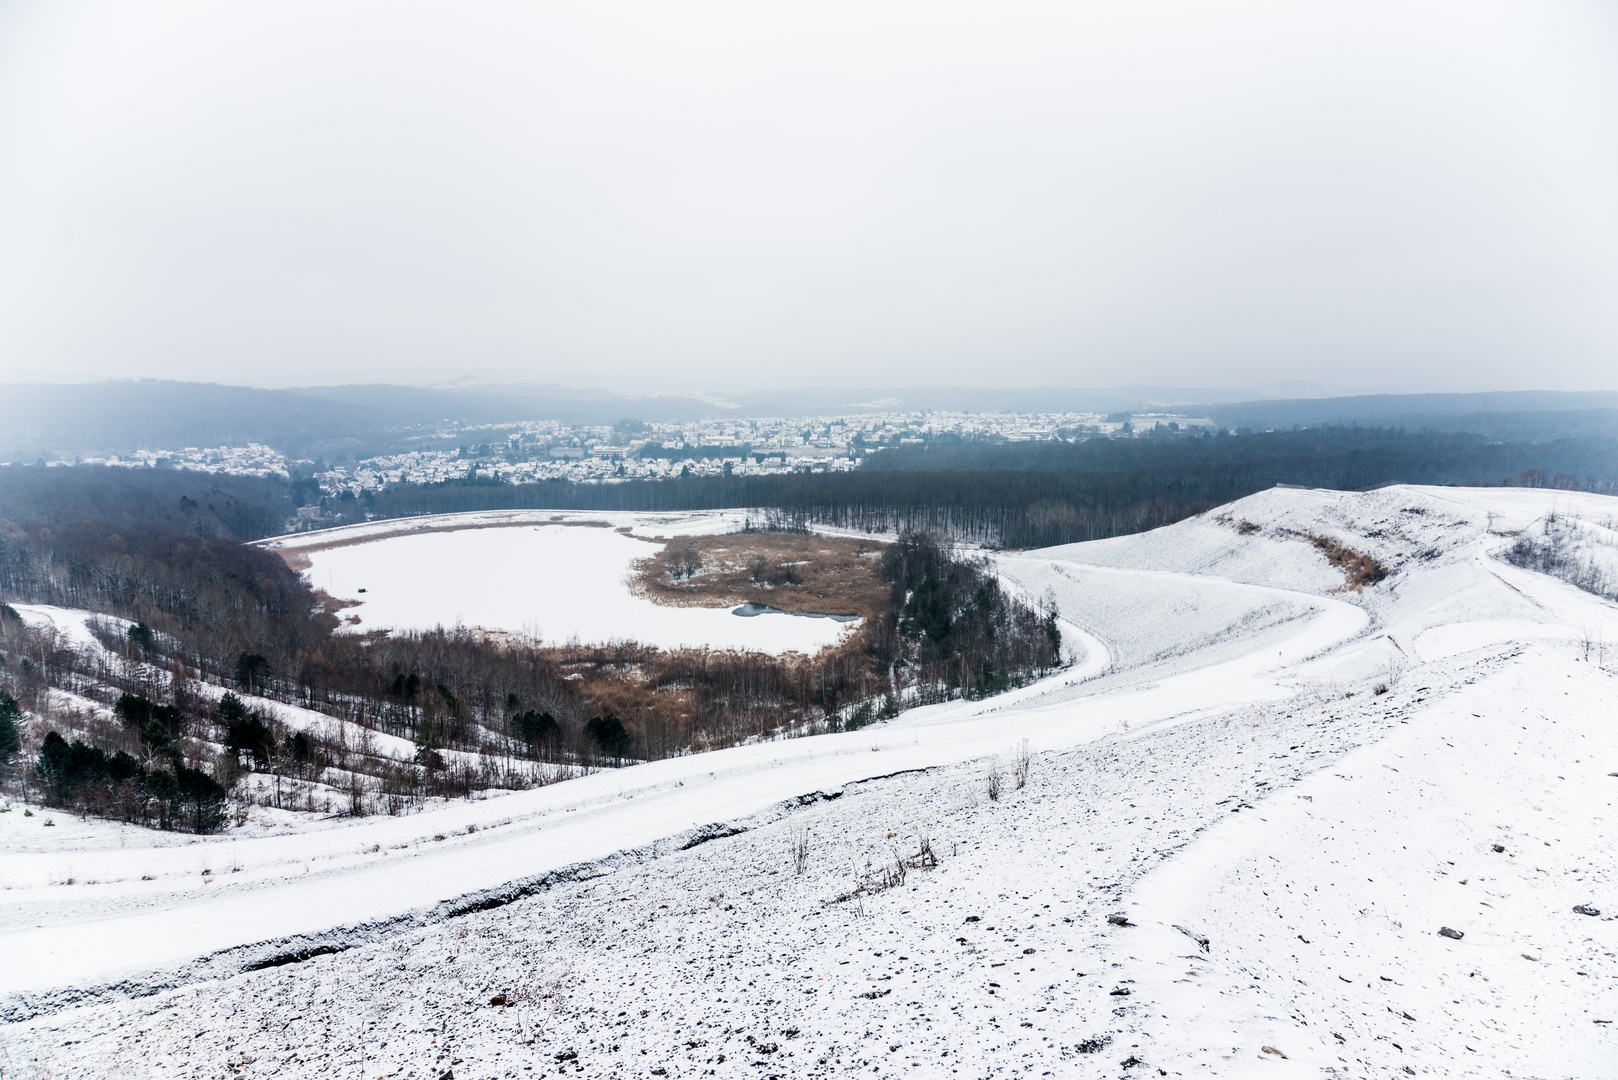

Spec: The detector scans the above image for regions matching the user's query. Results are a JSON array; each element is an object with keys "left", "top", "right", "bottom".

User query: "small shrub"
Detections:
[
  {"left": 1013, "top": 738, "right": 1031, "bottom": 790},
  {"left": 789, "top": 826, "right": 811, "bottom": 875}
]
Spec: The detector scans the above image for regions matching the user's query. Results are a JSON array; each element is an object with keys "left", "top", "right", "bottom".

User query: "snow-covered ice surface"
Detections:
[
  {"left": 264, "top": 511, "right": 857, "bottom": 655},
  {"left": 4, "top": 485, "right": 1617, "bottom": 1078}
]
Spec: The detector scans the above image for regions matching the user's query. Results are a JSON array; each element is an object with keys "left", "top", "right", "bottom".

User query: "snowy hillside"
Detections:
[{"left": 3, "top": 485, "right": 1615, "bottom": 1078}]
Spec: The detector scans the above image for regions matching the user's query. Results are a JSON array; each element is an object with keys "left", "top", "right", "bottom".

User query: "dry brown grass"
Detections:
[
  {"left": 633, "top": 533, "right": 890, "bottom": 621},
  {"left": 311, "top": 589, "right": 360, "bottom": 614},
  {"left": 1271, "top": 527, "right": 1389, "bottom": 591},
  {"left": 1304, "top": 533, "right": 1388, "bottom": 591},
  {"left": 1224, "top": 516, "right": 1389, "bottom": 591}
]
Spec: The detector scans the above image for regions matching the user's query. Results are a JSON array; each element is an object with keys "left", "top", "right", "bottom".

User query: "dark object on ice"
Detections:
[
  {"left": 1109, "top": 987, "right": 1132, "bottom": 996},
  {"left": 1573, "top": 904, "right": 1601, "bottom": 917},
  {"left": 1176, "top": 924, "right": 1210, "bottom": 951},
  {"left": 1107, "top": 913, "right": 1133, "bottom": 926},
  {"left": 437, "top": 1071, "right": 453, "bottom": 1080},
  {"left": 554, "top": 1049, "right": 578, "bottom": 1062},
  {"left": 1438, "top": 926, "right": 1464, "bottom": 940},
  {"left": 1023, "top": 947, "right": 1036, "bottom": 954},
  {"left": 964, "top": 915, "right": 981, "bottom": 922},
  {"left": 1120, "top": 1056, "right": 1144, "bottom": 1068},
  {"left": 1492, "top": 844, "right": 1506, "bottom": 853},
  {"left": 488, "top": 994, "right": 507, "bottom": 1006},
  {"left": 1074, "top": 1036, "right": 1111, "bottom": 1054},
  {"left": 1262, "top": 1046, "right": 1289, "bottom": 1059}
]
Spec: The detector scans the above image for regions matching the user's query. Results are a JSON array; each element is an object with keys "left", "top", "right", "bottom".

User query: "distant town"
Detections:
[{"left": 40, "top": 408, "right": 1218, "bottom": 499}]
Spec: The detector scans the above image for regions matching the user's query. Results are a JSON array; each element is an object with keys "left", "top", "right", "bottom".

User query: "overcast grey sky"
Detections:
[{"left": 1, "top": 1, "right": 1615, "bottom": 394}]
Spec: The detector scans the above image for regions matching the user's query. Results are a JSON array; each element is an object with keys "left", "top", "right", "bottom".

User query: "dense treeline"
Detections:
[
  {"left": 0, "top": 514, "right": 329, "bottom": 668},
  {"left": 3, "top": 422, "right": 1610, "bottom": 828},
  {"left": 348, "top": 428, "right": 1618, "bottom": 548},
  {"left": 0, "top": 463, "right": 1060, "bottom": 828},
  {"left": 0, "top": 465, "right": 300, "bottom": 539},
  {"left": 6, "top": 427, "right": 1614, "bottom": 553},
  {"left": 862, "top": 427, "right": 1618, "bottom": 479},
  {"left": 33, "top": 728, "right": 229, "bottom": 833},
  {"left": 880, "top": 533, "right": 1061, "bottom": 698}
]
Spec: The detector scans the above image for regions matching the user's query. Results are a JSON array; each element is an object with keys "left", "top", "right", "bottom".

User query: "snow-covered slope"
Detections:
[{"left": 3, "top": 485, "right": 1616, "bottom": 1078}]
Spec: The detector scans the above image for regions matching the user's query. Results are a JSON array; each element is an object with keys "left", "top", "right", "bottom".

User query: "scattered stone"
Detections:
[
  {"left": 1107, "top": 913, "right": 1133, "bottom": 926},
  {"left": 1109, "top": 987, "right": 1132, "bottom": 996},
  {"left": 1438, "top": 926, "right": 1464, "bottom": 940},
  {"left": 1261, "top": 1045, "right": 1288, "bottom": 1059},
  {"left": 1176, "top": 924, "right": 1211, "bottom": 950},
  {"left": 964, "top": 915, "right": 981, "bottom": 922},
  {"left": 1074, "top": 1036, "right": 1111, "bottom": 1054},
  {"left": 1491, "top": 844, "right": 1505, "bottom": 853},
  {"left": 554, "top": 1049, "right": 578, "bottom": 1062},
  {"left": 487, "top": 994, "right": 506, "bottom": 1006},
  {"left": 1023, "top": 947, "right": 1036, "bottom": 954},
  {"left": 1522, "top": 953, "right": 1540, "bottom": 962},
  {"left": 1120, "top": 1056, "right": 1144, "bottom": 1069},
  {"left": 1573, "top": 904, "right": 1601, "bottom": 917}
]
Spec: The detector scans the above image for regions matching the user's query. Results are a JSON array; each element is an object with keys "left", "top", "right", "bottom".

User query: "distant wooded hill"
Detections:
[
  {"left": 7, "top": 379, "right": 1618, "bottom": 460},
  {"left": 5, "top": 426, "right": 1614, "bottom": 550}
]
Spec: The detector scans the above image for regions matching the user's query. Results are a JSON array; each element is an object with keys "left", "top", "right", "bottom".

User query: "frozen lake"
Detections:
[{"left": 297, "top": 521, "right": 856, "bottom": 655}]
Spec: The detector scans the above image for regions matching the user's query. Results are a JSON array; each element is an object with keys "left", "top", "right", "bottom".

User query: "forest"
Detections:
[
  {"left": 2, "top": 421, "right": 1615, "bottom": 829},
  {"left": 0, "top": 475, "right": 1059, "bottom": 829},
  {"left": 353, "top": 427, "right": 1618, "bottom": 547}
]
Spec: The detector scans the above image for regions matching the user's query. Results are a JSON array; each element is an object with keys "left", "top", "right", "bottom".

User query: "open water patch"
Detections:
[{"left": 731, "top": 602, "right": 860, "bottom": 623}]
